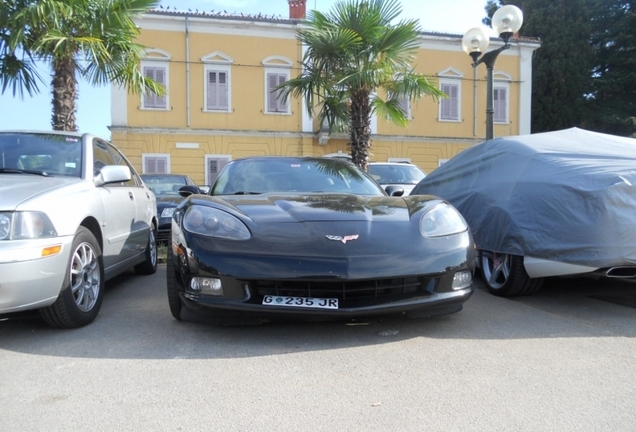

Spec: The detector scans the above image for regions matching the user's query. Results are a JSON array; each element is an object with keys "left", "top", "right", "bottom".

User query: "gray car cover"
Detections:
[{"left": 411, "top": 128, "right": 636, "bottom": 268}]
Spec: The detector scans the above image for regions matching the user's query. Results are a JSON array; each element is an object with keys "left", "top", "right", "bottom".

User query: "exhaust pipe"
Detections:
[{"left": 605, "top": 267, "right": 636, "bottom": 278}]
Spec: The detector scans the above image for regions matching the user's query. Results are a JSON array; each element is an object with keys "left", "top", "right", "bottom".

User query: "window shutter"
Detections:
[
  {"left": 494, "top": 87, "right": 507, "bottom": 122},
  {"left": 440, "top": 83, "right": 458, "bottom": 120},
  {"left": 156, "top": 158, "right": 167, "bottom": 174},
  {"left": 276, "top": 74, "right": 288, "bottom": 112},
  {"left": 267, "top": 73, "right": 279, "bottom": 112},
  {"left": 207, "top": 71, "right": 218, "bottom": 110},
  {"left": 208, "top": 157, "right": 230, "bottom": 185},
  {"left": 143, "top": 66, "right": 166, "bottom": 109},
  {"left": 145, "top": 157, "right": 156, "bottom": 174},
  {"left": 218, "top": 72, "right": 228, "bottom": 110}
]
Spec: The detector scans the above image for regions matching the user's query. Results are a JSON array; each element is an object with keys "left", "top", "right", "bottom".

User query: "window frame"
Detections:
[
  {"left": 140, "top": 49, "right": 170, "bottom": 111},
  {"left": 493, "top": 83, "right": 509, "bottom": 124},
  {"left": 439, "top": 79, "right": 461, "bottom": 122},
  {"left": 142, "top": 153, "right": 170, "bottom": 174}
]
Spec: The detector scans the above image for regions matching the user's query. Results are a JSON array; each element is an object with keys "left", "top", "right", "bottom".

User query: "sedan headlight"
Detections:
[
  {"left": 183, "top": 205, "right": 251, "bottom": 240},
  {"left": 420, "top": 203, "right": 468, "bottom": 238},
  {"left": 0, "top": 211, "right": 58, "bottom": 240},
  {"left": 161, "top": 207, "right": 176, "bottom": 218}
]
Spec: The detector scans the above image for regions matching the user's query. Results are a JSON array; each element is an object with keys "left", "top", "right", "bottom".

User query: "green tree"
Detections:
[
  {"left": 278, "top": 0, "right": 444, "bottom": 171},
  {"left": 0, "top": 0, "right": 163, "bottom": 132},
  {"left": 483, "top": 0, "right": 594, "bottom": 133},
  {"left": 584, "top": 0, "right": 636, "bottom": 137}
]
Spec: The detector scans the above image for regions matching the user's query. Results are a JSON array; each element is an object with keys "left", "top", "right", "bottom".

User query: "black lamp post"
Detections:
[{"left": 462, "top": 5, "right": 523, "bottom": 140}]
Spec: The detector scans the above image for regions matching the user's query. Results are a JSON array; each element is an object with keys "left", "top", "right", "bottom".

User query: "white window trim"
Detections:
[
  {"left": 141, "top": 49, "right": 170, "bottom": 111},
  {"left": 262, "top": 56, "right": 293, "bottom": 115},
  {"left": 438, "top": 79, "right": 461, "bottom": 122},
  {"left": 203, "top": 64, "right": 232, "bottom": 113},
  {"left": 142, "top": 153, "right": 170, "bottom": 174},
  {"left": 202, "top": 52, "right": 233, "bottom": 113}
]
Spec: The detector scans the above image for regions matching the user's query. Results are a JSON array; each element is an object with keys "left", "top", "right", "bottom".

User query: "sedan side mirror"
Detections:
[
  {"left": 384, "top": 185, "right": 405, "bottom": 197},
  {"left": 95, "top": 165, "right": 131, "bottom": 187},
  {"left": 179, "top": 185, "right": 201, "bottom": 197}
]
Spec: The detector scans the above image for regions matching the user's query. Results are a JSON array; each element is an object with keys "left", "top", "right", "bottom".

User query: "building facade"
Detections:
[{"left": 111, "top": 1, "right": 540, "bottom": 185}]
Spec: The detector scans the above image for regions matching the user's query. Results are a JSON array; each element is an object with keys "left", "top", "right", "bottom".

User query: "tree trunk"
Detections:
[
  {"left": 51, "top": 58, "right": 78, "bottom": 131},
  {"left": 349, "top": 89, "right": 372, "bottom": 172}
]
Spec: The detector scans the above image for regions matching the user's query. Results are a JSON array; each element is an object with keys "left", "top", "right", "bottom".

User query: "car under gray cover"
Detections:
[{"left": 411, "top": 128, "right": 636, "bottom": 291}]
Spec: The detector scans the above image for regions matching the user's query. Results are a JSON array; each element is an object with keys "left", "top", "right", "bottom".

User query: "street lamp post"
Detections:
[{"left": 462, "top": 5, "right": 523, "bottom": 140}]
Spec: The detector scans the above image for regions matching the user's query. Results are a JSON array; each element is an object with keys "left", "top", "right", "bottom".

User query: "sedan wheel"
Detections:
[
  {"left": 134, "top": 226, "right": 158, "bottom": 275},
  {"left": 480, "top": 251, "right": 543, "bottom": 297},
  {"left": 40, "top": 227, "right": 104, "bottom": 328}
]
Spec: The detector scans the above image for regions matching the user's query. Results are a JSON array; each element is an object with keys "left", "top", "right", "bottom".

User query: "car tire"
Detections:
[
  {"left": 134, "top": 225, "right": 158, "bottom": 275},
  {"left": 39, "top": 227, "right": 104, "bottom": 328},
  {"left": 480, "top": 250, "right": 543, "bottom": 297},
  {"left": 166, "top": 238, "right": 182, "bottom": 320}
]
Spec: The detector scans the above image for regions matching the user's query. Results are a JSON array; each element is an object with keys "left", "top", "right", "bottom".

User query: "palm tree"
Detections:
[
  {"left": 278, "top": 0, "right": 445, "bottom": 171},
  {"left": 0, "top": 0, "right": 163, "bottom": 132}
]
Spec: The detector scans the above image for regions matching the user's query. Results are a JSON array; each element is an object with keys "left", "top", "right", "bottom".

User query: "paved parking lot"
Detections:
[{"left": 1, "top": 266, "right": 635, "bottom": 431}]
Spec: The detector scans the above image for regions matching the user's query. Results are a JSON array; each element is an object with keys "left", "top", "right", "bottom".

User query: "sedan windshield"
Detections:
[
  {"left": 369, "top": 164, "right": 426, "bottom": 185},
  {"left": 0, "top": 132, "right": 83, "bottom": 178},
  {"left": 212, "top": 158, "right": 385, "bottom": 196}
]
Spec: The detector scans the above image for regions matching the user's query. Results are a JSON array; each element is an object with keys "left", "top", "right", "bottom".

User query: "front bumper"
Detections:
[{"left": 0, "top": 237, "right": 73, "bottom": 314}]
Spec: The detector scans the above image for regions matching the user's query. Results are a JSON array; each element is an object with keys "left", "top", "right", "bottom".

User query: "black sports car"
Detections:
[
  {"left": 141, "top": 174, "right": 201, "bottom": 243},
  {"left": 167, "top": 157, "right": 475, "bottom": 324}
]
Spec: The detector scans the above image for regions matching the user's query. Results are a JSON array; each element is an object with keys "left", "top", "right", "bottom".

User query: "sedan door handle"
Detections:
[{"left": 129, "top": 191, "right": 134, "bottom": 201}]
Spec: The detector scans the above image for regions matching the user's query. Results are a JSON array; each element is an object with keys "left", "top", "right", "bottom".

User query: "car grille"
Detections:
[
  {"left": 250, "top": 277, "right": 436, "bottom": 302},
  {"left": 157, "top": 229, "right": 171, "bottom": 243}
]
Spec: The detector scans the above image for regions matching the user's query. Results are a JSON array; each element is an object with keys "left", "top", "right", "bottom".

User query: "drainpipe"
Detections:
[{"left": 186, "top": 17, "right": 190, "bottom": 127}]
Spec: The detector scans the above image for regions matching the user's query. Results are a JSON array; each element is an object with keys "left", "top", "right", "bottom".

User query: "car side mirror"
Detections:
[
  {"left": 179, "top": 185, "right": 200, "bottom": 197},
  {"left": 385, "top": 185, "right": 404, "bottom": 197},
  {"left": 94, "top": 165, "right": 131, "bottom": 187}
]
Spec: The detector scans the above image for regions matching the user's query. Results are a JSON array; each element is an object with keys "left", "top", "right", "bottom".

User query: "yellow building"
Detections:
[{"left": 111, "top": 0, "right": 540, "bottom": 185}]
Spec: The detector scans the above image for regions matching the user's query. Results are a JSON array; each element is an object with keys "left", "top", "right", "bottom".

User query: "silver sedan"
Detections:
[{"left": 0, "top": 131, "right": 158, "bottom": 328}]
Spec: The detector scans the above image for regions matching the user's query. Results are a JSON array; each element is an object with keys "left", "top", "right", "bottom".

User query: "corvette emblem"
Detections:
[{"left": 326, "top": 235, "right": 359, "bottom": 244}]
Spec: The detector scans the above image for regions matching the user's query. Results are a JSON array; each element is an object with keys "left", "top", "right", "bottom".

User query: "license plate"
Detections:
[{"left": 262, "top": 295, "right": 338, "bottom": 309}]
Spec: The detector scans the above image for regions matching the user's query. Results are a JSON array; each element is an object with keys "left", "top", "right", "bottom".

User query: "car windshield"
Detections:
[
  {"left": 211, "top": 158, "right": 385, "bottom": 196},
  {"left": 0, "top": 132, "right": 83, "bottom": 178},
  {"left": 369, "top": 164, "right": 426, "bottom": 185},
  {"left": 142, "top": 175, "right": 188, "bottom": 196}
]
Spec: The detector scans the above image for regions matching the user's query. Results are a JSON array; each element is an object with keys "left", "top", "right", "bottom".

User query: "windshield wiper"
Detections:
[
  {"left": 233, "top": 191, "right": 262, "bottom": 195},
  {"left": 0, "top": 168, "right": 50, "bottom": 176}
]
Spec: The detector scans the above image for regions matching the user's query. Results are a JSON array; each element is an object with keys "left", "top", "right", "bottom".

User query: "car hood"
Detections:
[
  {"left": 196, "top": 194, "right": 433, "bottom": 223},
  {"left": 0, "top": 174, "right": 80, "bottom": 210},
  {"left": 156, "top": 195, "right": 185, "bottom": 207}
]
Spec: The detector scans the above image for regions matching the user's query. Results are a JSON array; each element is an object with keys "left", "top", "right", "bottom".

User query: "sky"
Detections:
[{"left": 0, "top": 0, "right": 492, "bottom": 140}]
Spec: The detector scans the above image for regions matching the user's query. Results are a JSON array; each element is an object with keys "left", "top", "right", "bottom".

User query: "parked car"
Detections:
[
  {"left": 411, "top": 127, "right": 636, "bottom": 296},
  {"left": 369, "top": 162, "right": 426, "bottom": 195},
  {"left": 0, "top": 130, "right": 158, "bottom": 328},
  {"left": 167, "top": 156, "right": 475, "bottom": 324},
  {"left": 368, "top": 162, "right": 427, "bottom": 195},
  {"left": 141, "top": 174, "right": 202, "bottom": 243}
]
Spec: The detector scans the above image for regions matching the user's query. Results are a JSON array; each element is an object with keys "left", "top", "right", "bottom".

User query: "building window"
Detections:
[
  {"left": 202, "top": 52, "right": 233, "bottom": 113},
  {"left": 439, "top": 81, "right": 460, "bottom": 121},
  {"left": 266, "top": 72, "right": 290, "bottom": 114},
  {"left": 143, "top": 154, "right": 170, "bottom": 174},
  {"left": 262, "top": 56, "right": 293, "bottom": 115},
  {"left": 494, "top": 86, "right": 508, "bottom": 123},
  {"left": 205, "top": 155, "right": 231, "bottom": 186},
  {"left": 142, "top": 66, "right": 167, "bottom": 109},
  {"left": 205, "top": 69, "right": 230, "bottom": 111}
]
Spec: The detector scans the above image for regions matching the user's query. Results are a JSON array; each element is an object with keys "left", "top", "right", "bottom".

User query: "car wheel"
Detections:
[
  {"left": 134, "top": 225, "right": 158, "bottom": 275},
  {"left": 166, "top": 238, "right": 182, "bottom": 320},
  {"left": 39, "top": 227, "right": 104, "bottom": 328},
  {"left": 480, "top": 250, "right": 543, "bottom": 297}
]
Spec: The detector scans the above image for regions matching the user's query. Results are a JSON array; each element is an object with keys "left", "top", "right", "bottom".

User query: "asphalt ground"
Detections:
[{"left": 1, "top": 266, "right": 635, "bottom": 431}]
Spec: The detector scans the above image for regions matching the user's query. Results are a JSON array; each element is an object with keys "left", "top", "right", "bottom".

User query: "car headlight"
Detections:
[
  {"left": 161, "top": 207, "right": 176, "bottom": 218},
  {"left": 420, "top": 203, "right": 468, "bottom": 238},
  {"left": 183, "top": 205, "right": 251, "bottom": 240},
  {"left": 0, "top": 211, "right": 58, "bottom": 240}
]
